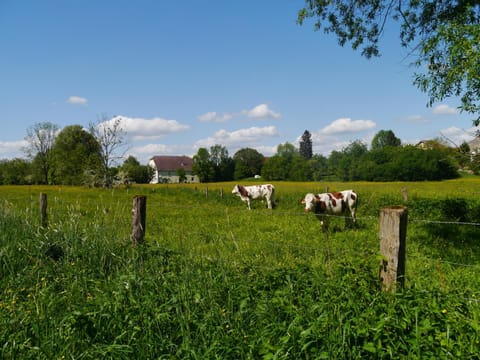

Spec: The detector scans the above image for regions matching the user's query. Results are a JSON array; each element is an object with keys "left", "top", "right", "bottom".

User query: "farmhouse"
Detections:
[
  {"left": 468, "top": 137, "right": 480, "bottom": 155},
  {"left": 148, "top": 155, "right": 199, "bottom": 184}
]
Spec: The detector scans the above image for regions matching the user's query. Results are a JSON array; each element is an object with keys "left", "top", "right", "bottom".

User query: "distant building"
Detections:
[
  {"left": 148, "top": 155, "right": 199, "bottom": 184},
  {"left": 468, "top": 137, "right": 480, "bottom": 155}
]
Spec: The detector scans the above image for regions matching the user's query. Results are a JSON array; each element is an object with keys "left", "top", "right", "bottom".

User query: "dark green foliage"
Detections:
[
  {"left": 299, "top": 130, "right": 313, "bottom": 159},
  {"left": 120, "top": 156, "right": 151, "bottom": 183},
  {"left": 193, "top": 145, "right": 234, "bottom": 182},
  {"left": 0, "top": 158, "right": 32, "bottom": 185},
  {"left": 371, "top": 130, "right": 401, "bottom": 150},
  {"left": 50, "top": 125, "right": 102, "bottom": 186},
  {"left": 233, "top": 148, "right": 265, "bottom": 179}
]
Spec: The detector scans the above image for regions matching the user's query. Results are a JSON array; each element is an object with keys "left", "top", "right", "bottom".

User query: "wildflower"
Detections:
[{"left": 441, "top": 308, "right": 447, "bottom": 314}]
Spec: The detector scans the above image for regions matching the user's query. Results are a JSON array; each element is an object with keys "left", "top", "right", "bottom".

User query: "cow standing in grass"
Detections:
[
  {"left": 301, "top": 190, "right": 358, "bottom": 230},
  {"left": 232, "top": 184, "right": 275, "bottom": 210}
]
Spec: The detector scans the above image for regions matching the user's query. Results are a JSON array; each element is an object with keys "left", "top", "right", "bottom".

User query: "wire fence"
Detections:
[{"left": 1, "top": 191, "right": 479, "bottom": 301}]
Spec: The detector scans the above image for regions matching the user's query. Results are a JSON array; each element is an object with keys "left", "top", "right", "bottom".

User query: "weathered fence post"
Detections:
[
  {"left": 379, "top": 206, "right": 407, "bottom": 292},
  {"left": 131, "top": 195, "right": 147, "bottom": 245},
  {"left": 401, "top": 187, "right": 408, "bottom": 202},
  {"left": 40, "top": 193, "right": 48, "bottom": 228}
]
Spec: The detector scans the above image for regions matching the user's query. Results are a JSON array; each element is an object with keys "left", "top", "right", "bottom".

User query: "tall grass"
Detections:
[{"left": 1, "top": 181, "right": 480, "bottom": 358}]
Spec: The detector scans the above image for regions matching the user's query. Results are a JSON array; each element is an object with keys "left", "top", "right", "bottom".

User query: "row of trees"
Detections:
[
  {"left": 0, "top": 120, "right": 150, "bottom": 186},
  {"left": 192, "top": 129, "right": 476, "bottom": 183},
  {"left": 0, "top": 123, "right": 476, "bottom": 185}
]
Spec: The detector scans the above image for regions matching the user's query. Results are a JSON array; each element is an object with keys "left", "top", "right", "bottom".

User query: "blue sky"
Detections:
[{"left": 0, "top": 0, "right": 477, "bottom": 164}]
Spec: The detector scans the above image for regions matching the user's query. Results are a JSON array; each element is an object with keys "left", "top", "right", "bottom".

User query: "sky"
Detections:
[{"left": 0, "top": 0, "right": 477, "bottom": 164}]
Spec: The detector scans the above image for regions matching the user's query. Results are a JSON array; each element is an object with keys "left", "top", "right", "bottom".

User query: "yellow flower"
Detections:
[{"left": 441, "top": 309, "right": 447, "bottom": 314}]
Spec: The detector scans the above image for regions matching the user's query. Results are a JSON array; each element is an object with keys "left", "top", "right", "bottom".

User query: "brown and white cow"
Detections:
[
  {"left": 301, "top": 190, "right": 358, "bottom": 229},
  {"left": 232, "top": 184, "right": 275, "bottom": 210}
]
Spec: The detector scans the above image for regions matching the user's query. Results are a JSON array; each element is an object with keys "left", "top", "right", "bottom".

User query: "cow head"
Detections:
[
  {"left": 232, "top": 184, "right": 240, "bottom": 195},
  {"left": 301, "top": 193, "right": 319, "bottom": 212},
  {"left": 232, "top": 184, "right": 248, "bottom": 197}
]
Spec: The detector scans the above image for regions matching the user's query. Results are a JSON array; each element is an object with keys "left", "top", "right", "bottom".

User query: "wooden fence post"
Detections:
[
  {"left": 131, "top": 195, "right": 147, "bottom": 245},
  {"left": 40, "top": 193, "right": 48, "bottom": 228},
  {"left": 379, "top": 206, "right": 407, "bottom": 292}
]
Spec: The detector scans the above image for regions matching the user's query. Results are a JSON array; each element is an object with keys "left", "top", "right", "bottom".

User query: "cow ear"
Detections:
[{"left": 300, "top": 198, "right": 305, "bottom": 204}]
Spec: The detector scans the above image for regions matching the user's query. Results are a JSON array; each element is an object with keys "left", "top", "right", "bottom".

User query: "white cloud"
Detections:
[
  {"left": 105, "top": 115, "right": 190, "bottom": 140},
  {"left": 439, "top": 126, "right": 476, "bottom": 145},
  {"left": 196, "top": 126, "right": 279, "bottom": 148},
  {"left": 0, "top": 140, "right": 27, "bottom": 158},
  {"left": 433, "top": 104, "right": 459, "bottom": 115},
  {"left": 244, "top": 103, "right": 281, "bottom": 119},
  {"left": 66, "top": 96, "right": 88, "bottom": 105},
  {"left": 197, "top": 111, "right": 233, "bottom": 123},
  {"left": 197, "top": 103, "right": 281, "bottom": 123},
  {"left": 320, "top": 118, "right": 376, "bottom": 135}
]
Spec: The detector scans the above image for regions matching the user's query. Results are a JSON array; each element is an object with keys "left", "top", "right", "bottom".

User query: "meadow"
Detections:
[{"left": 1, "top": 179, "right": 480, "bottom": 359}]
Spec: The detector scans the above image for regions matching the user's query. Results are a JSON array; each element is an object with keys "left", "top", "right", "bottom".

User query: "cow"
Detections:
[
  {"left": 232, "top": 184, "right": 275, "bottom": 210},
  {"left": 301, "top": 190, "right": 358, "bottom": 230}
]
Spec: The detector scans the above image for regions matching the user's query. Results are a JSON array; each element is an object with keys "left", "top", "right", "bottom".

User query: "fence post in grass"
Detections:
[
  {"left": 131, "top": 195, "right": 147, "bottom": 245},
  {"left": 40, "top": 193, "right": 48, "bottom": 228},
  {"left": 379, "top": 206, "right": 407, "bottom": 292}
]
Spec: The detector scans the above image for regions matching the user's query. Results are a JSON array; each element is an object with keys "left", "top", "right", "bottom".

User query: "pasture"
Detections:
[{"left": 1, "top": 179, "right": 480, "bottom": 359}]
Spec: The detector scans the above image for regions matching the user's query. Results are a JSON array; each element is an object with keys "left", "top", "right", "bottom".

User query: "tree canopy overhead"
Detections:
[{"left": 298, "top": 0, "right": 480, "bottom": 124}]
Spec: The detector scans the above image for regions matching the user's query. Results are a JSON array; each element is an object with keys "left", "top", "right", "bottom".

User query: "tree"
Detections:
[
  {"left": 261, "top": 156, "right": 290, "bottom": 181},
  {"left": 192, "top": 147, "right": 214, "bottom": 182},
  {"left": 262, "top": 142, "right": 303, "bottom": 181},
  {"left": 299, "top": 130, "right": 313, "bottom": 159},
  {"left": 209, "top": 144, "right": 234, "bottom": 181},
  {"left": 89, "top": 116, "right": 128, "bottom": 188},
  {"left": 50, "top": 125, "right": 102, "bottom": 185},
  {"left": 371, "top": 130, "right": 401, "bottom": 150},
  {"left": 120, "top": 156, "right": 151, "bottom": 184},
  {"left": 23, "top": 122, "right": 59, "bottom": 184},
  {"left": 309, "top": 154, "right": 328, "bottom": 180},
  {"left": 297, "top": 1, "right": 480, "bottom": 124},
  {"left": 233, "top": 148, "right": 265, "bottom": 179},
  {"left": 276, "top": 142, "right": 299, "bottom": 160},
  {"left": 329, "top": 140, "right": 368, "bottom": 181}
]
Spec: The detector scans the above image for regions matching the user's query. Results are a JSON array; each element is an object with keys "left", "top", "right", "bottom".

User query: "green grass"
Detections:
[{"left": 1, "top": 181, "right": 480, "bottom": 358}]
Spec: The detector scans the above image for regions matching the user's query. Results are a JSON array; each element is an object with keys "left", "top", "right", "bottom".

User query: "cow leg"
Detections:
[
  {"left": 246, "top": 198, "right": 251, "bottom": 210},
  {"left": 266, "top": 197, "right": 272, "bottom": 209},
  {"left": 315, "top": 213, "right": 328, "bottom": 231}
]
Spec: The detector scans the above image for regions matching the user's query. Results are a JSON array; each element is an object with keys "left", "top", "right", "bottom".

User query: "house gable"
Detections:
[{"left": 149, "top": 155, "right": 199, "bottom": 183}]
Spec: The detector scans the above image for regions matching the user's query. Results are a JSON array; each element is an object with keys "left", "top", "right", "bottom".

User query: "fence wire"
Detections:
[{"left": 1, "top": 193, "right": 479, "bottom": 302}]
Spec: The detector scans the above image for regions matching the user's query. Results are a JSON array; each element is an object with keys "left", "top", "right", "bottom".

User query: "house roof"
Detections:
[{"left": 150, "top": 155, "right": 193, "bottom": 172}]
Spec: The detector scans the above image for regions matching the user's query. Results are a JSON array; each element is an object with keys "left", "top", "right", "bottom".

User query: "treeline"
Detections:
[
  {"left": 194, "top": 131, "right": 477, "bottom": 183},
  {"left": 1, "top": 125, "right": 477, "bottom": 185},
  {"left": 0, "top": 155, "right": 151, "bottom": 186},
  {"left": 0, "top": 121, "right": 151, "bottom": 186}
]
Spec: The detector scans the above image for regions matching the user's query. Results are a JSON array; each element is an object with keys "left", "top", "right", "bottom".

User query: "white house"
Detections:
[{"left": 148, "top": 155, "right": 199, "bottom": 184}]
